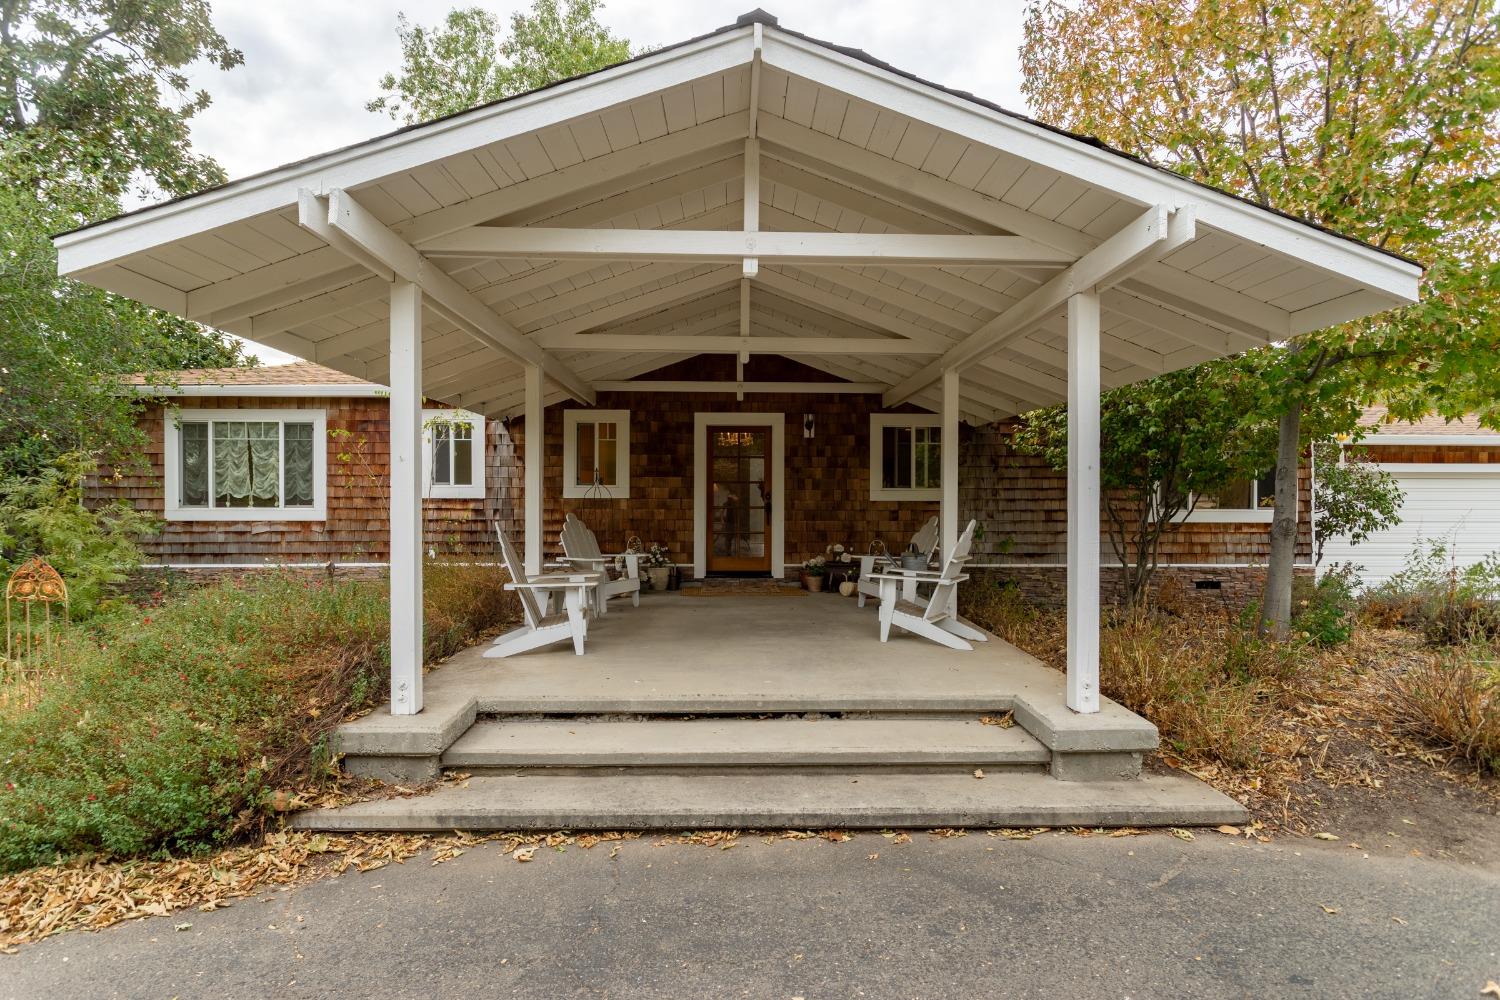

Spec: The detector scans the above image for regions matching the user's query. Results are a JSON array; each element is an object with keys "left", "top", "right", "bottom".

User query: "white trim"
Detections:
[
  {"left": 869, "top": 413, "right": 943, "bottom": 502},
  {"left": 131, "top": 383, "right": 386, "bottom": 398},
  {"left": 421, "top": 408, "right": 486, "bottom": 500},
  {"left": 163, "top": 407, "right": 327, "bottom": 521},
  {"left": 1360, "top": 463, "right": 1500, "bottom": 476},
  {"left": 53, "top": 27, "right": 751, "bottom": 274},
  {"left": 693, "top": 412, "right": 785, "bottom": 578},
  {"left": 1181, "top": 508, "right": 1276, "bottom": 524},
  {"left": 562, "top": 408, "right": 632, "bottom": 500},
  {"left": 760, "top": 29, "right": 1421, "bottom": 303},
  {"left": 971, "top": 562, "right": 1316, "bottom": 569},
  {"left": 1066, "top": 291, "right": 1101, "bottom": 715},
  {"left": 1357, "top": 434, "right": 1500, "bottom": 446}
]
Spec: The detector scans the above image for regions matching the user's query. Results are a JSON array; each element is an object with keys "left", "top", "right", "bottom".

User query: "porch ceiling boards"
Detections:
[{"left": 55, "top": 13, "right": 1420, "bottom": 425}]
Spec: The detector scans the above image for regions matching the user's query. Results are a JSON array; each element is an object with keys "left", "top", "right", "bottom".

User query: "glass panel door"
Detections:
[{"left": 707, "top": 427, "right": 771, "bottom": 574}]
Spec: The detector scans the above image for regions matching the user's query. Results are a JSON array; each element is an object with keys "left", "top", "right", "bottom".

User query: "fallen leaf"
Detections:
[
  {"left": 1216, "top": 825, "right": 1242, "bottom": 836},
  {"left": 174, "top": 922, "right": 193, "bottom": 932},
  {"left": 1481, "top": 980, "right": 1500, "bottom": 997},
  {"left": 866, "top": 853, "right": 879, "bottom": 861},
  {"left": 1321, "top": 905, "right": 1340, "bottom": 915},
  {"left": 1313, "top": 832, "right": 1340, "bottom": 841},
  {"left": 1391, "top": 916, "right": 1407, "bottom": 925},
  {"left": 973, "top": 768, "right": 985, "bottom": 779},
  {"left": 1170, "top": 828, "right": 1195, "bottom": 842},
  {"left": 512, "top": 847, "right": 537, "bottom": 863}
]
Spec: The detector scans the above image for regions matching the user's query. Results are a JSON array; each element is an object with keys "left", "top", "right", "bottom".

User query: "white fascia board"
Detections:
[
  {"left": 760, "top": 31, "right": 1422, "bottom": 304},
  {"left": 1357, "top": 433, "right": 1500, "bottom": 446},
  {"left": 128, "top": 383, "right": 388, "bottom": 398},
  {"left": 54, "top": 27, "right": 753, "bottom": 275}
]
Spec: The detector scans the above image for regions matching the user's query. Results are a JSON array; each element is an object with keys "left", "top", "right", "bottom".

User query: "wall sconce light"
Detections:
[{"left": 803, "top": 413, "right": 815, "bottom": 438}]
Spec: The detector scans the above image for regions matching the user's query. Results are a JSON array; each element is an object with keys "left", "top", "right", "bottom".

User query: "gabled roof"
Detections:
[
  {"left": 1359, "top": 406, "right": 1497, "bottom": 440},
  {"left": 126, "top": 361, "right": 385, "bottom": 397},
  {"left": 56, "top": 10, "right": 1422, "bottom": 425}
]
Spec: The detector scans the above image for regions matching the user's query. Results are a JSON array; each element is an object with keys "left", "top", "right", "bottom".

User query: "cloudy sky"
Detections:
[{"left": 180, "top": 1, "right": 1032, "bottom": 363}]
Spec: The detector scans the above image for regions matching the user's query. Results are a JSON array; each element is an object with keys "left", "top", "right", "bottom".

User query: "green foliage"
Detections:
[
  {"left": 1366, "top": 539, "right": 1500, "bottom": 644},
  {"left": 0, "top": 452, "right": 157, "bottom": 615},
  {"left": 0, "top": 1, "right": 248, "bottom": 480},
  {"left": 1012, "top": 355, "right": 1280, "bottom": 606},
  {"left": 1312, "top": 442, "right": 1405, "bottom": 563},
  {"left": 368, "top": 0, "right": 634, "bottom": 124},
  {"left": 1292, "top": 565, "right": 1359, "bottom": 647},
  {"left": 0, "top": 563, "right": 518, "bottom": 873}
]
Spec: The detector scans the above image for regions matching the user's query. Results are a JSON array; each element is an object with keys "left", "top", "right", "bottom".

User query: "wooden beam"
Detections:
[
  {"left": 532, "top": 334, "right": 939, "bottom": 355},
  {"left": 883, "top": 204, "right": 1193, "bottom": 406},
  {"left": 743, "top": 137, "right": 760, "bottom": 279},
  {"left": 418, "top": 227, "right": 1076, "bottom": 267},
  {"left": 594, "top": 380, "right": 886, "bottom": 394},
  {"left": 524, "top": 364, "right": 544, "bottom": 578},
  {"left": 316, "top": 187, "right": 595, "bottom": 405}
]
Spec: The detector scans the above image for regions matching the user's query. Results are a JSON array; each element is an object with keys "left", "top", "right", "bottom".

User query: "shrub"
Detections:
[
  {"left": 0, "top": 453, "right": 158, "bottom": 616},
  {"left": 1291, "top": 564, "right": 1358, "bottom": 647},
  {"left": 1364, "top": 539, "right": 1500, "bottom": 644},
  {"left": 0, "top": 563, "right": 517, "bottom": 873},
  {"left": 1392, "top": 640, "right": 1500, "bottom": 774}
]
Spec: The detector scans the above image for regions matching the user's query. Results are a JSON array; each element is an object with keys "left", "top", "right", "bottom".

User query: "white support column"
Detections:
[
  {"left": 941, "top": 367, "right": 960, "bottom": 567},
  {"left": 388, "top": 279, "right": 424, "bottom": 716},
  {"left": 1066, "top": 291, "right": 1102, "bottom": 714},
  {"left": 524, "top": 363, "right": 544, "bottom": 578},
  {"left": 940, "top": 369, "right": 962, "bottom": 615}
]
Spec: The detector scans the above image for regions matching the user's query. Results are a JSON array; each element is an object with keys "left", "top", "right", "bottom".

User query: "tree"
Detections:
[
  {"left": 0, "top": 1, "right": 247, "bottom": 479},
  {"left": 1012, "top": 355, "right": 1280, "bottom": 608},
  {"left": 1021, "top": 0, "right": 1500, "bottom": 637},
  {"left": 369, "top": 0, "right": 634, "bottom": 125},
  {"left": 1311, "top": 441, "right": 1404, "bottom": 564}
]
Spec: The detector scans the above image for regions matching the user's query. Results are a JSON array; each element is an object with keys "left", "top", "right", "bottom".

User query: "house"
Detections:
[
  {"left": 102, "top": 359, "right": 1312, "bottom": 612},
  {"left": 56, "top": 11, "right": 1421, "bottom": 827},
  {"left": 1321, "top": 408, "right": 1500, "bottom": 587}
]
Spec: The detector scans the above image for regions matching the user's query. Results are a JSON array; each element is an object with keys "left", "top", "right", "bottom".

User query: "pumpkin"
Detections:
[{"left": 838, "top": 581, "right": 858, "bottom": 598}]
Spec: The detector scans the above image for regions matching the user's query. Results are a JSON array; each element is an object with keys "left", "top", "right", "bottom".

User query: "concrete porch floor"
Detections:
[{"left": 305, "top": 591, "right": 1247, "bottom": 830}]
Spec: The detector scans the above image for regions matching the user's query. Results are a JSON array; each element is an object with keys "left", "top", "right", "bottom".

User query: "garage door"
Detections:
[{"left": 1322, "top": 467, "right": 1500, "bottom": 588}]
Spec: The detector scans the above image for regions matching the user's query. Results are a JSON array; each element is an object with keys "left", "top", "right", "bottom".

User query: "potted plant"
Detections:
[
  {"left": 639, "top": 543, "right": 672, "bottom": 590},
  {"left": 801, "top": 556, "right": 828, "bottom": 592}
]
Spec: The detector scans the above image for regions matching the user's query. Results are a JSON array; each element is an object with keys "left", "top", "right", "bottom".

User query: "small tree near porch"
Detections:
[{"left": 1013, "top": 357, "right": 1279, "bottom": 609}]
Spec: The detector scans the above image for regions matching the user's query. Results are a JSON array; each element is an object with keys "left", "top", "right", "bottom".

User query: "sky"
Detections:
[{"left": 179, "top": 1, "right": 1032, "bottom": 364}]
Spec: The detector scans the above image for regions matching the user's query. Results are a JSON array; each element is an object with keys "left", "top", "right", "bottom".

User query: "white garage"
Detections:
[{"left": 1321, "top": 432, "right": 1500, "bottom": 588}]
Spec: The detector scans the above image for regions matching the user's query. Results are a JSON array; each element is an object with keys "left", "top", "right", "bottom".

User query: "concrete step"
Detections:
[
  {"left": 293, "top": 771, "right": 1248, "bottom": 832},
  {"left": 441, "top": 716, "right": 1050, "bottom": 771}
]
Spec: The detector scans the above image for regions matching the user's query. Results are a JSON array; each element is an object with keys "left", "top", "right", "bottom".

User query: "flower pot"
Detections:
[
  {"left": 646, "top": 566, "right": 671, "bottom": 591},
  {"left": 900, "top": 552, "right": 928, "bottom": 572},
  {"left": 806, "top": 574, "right": 825, "bottom": 592}
]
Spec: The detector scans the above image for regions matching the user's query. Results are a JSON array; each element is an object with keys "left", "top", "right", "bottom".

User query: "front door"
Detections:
[{"left": 707, "top": 427, "right": 772, "bottom": 574}]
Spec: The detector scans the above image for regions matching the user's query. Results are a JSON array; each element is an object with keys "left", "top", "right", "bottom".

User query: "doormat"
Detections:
[{"left": 679, "top": 580, "right": 808, "bottom": 597}]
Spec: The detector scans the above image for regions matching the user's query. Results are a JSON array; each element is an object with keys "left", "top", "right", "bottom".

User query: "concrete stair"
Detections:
[
  {"left": 441, "top": 716, "right": 1051, "bottom": 772},
  {"left": 293, "top": 770, "right": 1247, "bottom": 831}
]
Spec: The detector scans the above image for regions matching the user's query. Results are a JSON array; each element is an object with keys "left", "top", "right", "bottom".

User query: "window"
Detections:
[
  {"left": 164, "top": 409, "right": 326, "bottom": 521},
  {"left": 1182, "top": 469, "right": 1277, "bottom": 522},
  {"left": 563, "top": 409, "right": 630, "bottom": 499},
  {"left": 870, "top": 414, "right": 942, "bottom": 501},
  {"left": 422, "top": 409, "right": 485, "bottom": 499}
]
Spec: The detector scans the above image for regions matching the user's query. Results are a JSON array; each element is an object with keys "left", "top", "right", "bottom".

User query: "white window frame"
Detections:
[
  {"left": 870, "top": 413, "right": 943, "bottom": 501},
  {"left": 163, "top": 407, "right": 327, "bottom": 521},
  {"left": 562, "top": 408, "right": 631, "bottom": 499},
  {"left": 421, "top": 408, "right": 486, "bottom": 500},
  {"left": 1179, "top": 469, "right": 1277, "bottom": 523}
]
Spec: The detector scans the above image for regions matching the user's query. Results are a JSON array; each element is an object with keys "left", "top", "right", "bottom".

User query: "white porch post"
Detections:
[
  {"left": 941, "top": 368, "right": 960, "bottom": 567},
  {"left": 1066, "top": 291, "right": 1101, "bottom": 714},
  {"left": 388, "top": 279, "right": 424, "bottom": 716},
  {"left": 524, "top": 363, "right": 544, "bottom": 578}
]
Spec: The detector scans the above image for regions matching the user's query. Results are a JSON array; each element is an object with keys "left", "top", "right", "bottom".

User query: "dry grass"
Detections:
[{"left": 1389, "top": 639, "right": 1500, "bottom": 775}]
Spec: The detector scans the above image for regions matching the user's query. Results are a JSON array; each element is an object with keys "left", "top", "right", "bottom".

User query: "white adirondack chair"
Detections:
[
  {"left": 558, "top": 513, "right": 640, "bottom": 614},
  {"left": 857, "top": 515, "right": 940, "bottom": 608},
  {"left": 484, "top": 525, "right": 596, "bottom": 658},
  {"left": 870, "top": 519, "right": 989, "bottom": 651}
]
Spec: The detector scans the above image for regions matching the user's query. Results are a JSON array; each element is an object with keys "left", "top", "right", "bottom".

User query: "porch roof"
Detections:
[{"left": 54, "top": 10, "right": 1421, "bottom": 425}]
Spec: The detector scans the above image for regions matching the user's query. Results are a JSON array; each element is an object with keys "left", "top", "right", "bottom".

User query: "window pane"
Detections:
[
  {"left": 453, "top": 432, "right": 473, "bottom": 487},
  {"left": 915, "top": 426, "right": 941, "bottom": 489},
  {"left": 433, "top": 425, "right": 452, "bottom": 485},
  {"left": 1200, "top": 478, "right": 1253, "bottom": 510},
  {"left": 1255, "top": 468, "right": 1276, "bottom": 508},
  {"left": 284, "top": 423, "right": 315, "bottom": 506},
  {"left": 598, "top": 425, "right": 617, "bottom": 487},
  {"left": 247, "top": 422, "right": 281, "bottom": 507},
  {"left": 882, "top": 426, "right": 911, "bottom": 489},
  {"left": 213, "top": 421, "right": 251, "bottom": 507},
  {"left": 180, "top": 422, "right": 209, "bottom": 506},
  {"left": 575, "top": 421, "right": 596, "bottom": 487}
]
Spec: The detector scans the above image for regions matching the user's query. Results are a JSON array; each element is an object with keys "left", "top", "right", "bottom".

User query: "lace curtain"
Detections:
[
  {"left": 284, "top": 423, "right": 314, "bottom": 506},
  {"left": 213, "top": 421, "right": 280, "bottom": 507}
]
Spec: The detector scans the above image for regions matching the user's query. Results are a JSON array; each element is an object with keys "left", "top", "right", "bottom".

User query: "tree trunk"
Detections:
[{"left": 1258, "top": 402, "right": 1302, "bottom": 639}]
